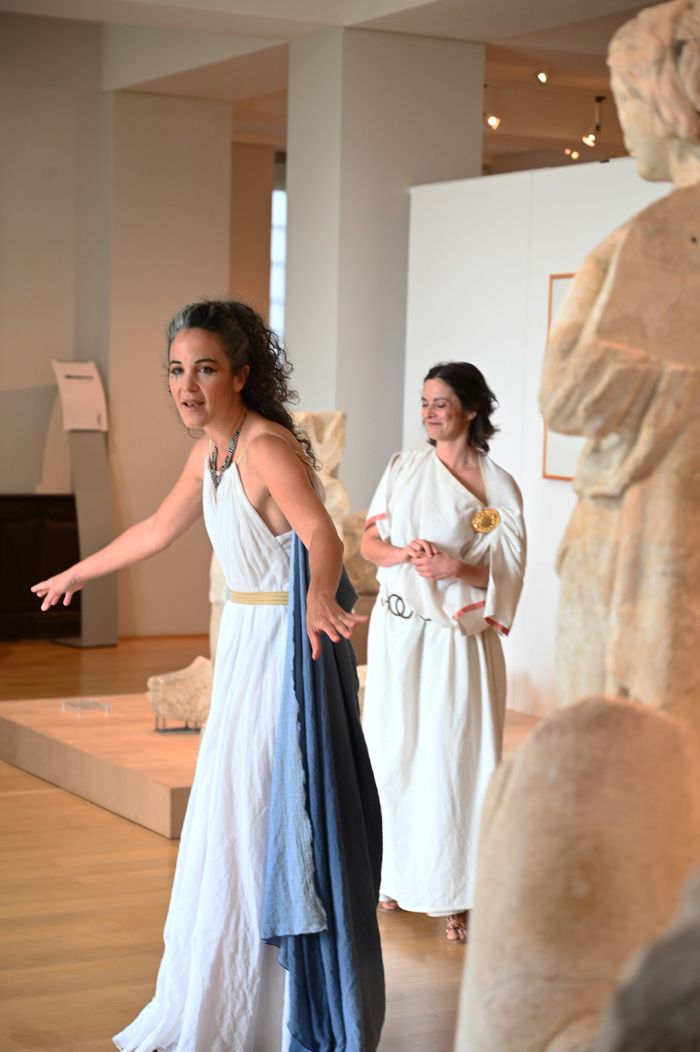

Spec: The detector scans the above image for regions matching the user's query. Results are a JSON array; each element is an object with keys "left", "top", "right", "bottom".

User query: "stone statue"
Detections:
[
  {"left": 540, "top": 0, "right": 700, "bottom": 731},
  {"left": 147, "top": 655, "right": 213, "bottom": 732},
  {"left": 341, "top": 509, "right": 379, "bottom": 597},
  {"left": 592, "top": 866, "right": 700, "bottom": 1052},
  {"left": 292, "top": 410, "right": 350, "bottom": 538},
  {"left": 454, "top": 697, "right": 700, "bottom": 1052},
  {"left": 455, "top": 11, "right": 700, "bottom": 1049},
  {"left": 290, "top": 410, "right": 377, "bottom": 598}
]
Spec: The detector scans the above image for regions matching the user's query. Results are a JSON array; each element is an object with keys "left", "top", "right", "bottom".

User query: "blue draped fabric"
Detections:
[{"left": 261, "top": 535, "right": 385, "bottom": 1051}]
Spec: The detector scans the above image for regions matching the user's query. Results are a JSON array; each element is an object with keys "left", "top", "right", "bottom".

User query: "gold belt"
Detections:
[{"left": 228, "top": 589, "right": 288, "bottom": 606}]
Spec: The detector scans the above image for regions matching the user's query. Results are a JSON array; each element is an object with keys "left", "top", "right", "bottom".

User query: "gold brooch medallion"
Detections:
[{"left": 472, "top": 507, "right": 501, "bottom": 534}]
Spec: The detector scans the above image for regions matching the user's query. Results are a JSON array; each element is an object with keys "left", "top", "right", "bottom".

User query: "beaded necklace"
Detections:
[{"left": 208, "top": 411, "right": 247, "bottom": 489}]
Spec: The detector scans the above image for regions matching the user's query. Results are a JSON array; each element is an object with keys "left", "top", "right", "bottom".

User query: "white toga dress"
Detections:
[
  {"left": 114, "top": 461, "right": 293, "bottom": 1052},
  {"left": 361, "top": 448, "right": 526, "bottom": 913}
]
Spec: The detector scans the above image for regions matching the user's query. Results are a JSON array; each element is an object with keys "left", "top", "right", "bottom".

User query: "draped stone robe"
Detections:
[{"left": 540, "top": 184, "right": 700, "bottom": 730}]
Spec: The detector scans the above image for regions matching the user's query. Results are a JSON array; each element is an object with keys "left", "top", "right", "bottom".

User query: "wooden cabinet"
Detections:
[{"left": 0, "top": 495, "right": 81, "bottom": 640}]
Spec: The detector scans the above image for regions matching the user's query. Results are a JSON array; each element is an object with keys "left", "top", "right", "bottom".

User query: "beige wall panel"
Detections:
[
  {"left": 229, "top": 142, "right": 275, "bottom": 319},
  {"left": 0, "top": 14, "right": 104, "bottom": 495},
  {"left": 109, "top": 91, "right": 231, "bottom": 636}
]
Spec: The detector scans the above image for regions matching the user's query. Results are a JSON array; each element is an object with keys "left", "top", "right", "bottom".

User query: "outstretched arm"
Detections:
[
  {"left": 245, "top": 434, "right": 366, "bottom": 659},
  {"left": 31, "top": 439, "right": 206, "bottom": 611}
]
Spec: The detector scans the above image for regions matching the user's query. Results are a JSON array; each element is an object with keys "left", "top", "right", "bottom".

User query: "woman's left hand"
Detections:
[
  {"left": 411, "top": 549, "right": 463, "bottom": 581},
  {"left": 306, "top": 590, "right": 367, "bottom": 661}
]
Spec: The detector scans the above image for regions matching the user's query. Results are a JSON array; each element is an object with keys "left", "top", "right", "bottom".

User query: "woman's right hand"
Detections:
[
  {"left": 306, "top": 588, "right": 368, "bottom": 661},
  {"left": 406, "top": 538, "right": 437, "bottom": 562},
  {"left": 31, "top": 569, "right": 85, "bottom": 611}
]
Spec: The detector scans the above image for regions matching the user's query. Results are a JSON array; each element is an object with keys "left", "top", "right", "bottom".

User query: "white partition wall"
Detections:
[{"left": 403, "top": 158, "right": 668, "bottom": 716}]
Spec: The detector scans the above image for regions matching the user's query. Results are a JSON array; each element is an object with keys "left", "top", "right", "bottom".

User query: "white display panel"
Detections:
[
  {"left": 51, "top": 360, "right": 108, "bottom": 432},
  {"left": 404, "top": 159, "right": 669, "bottom": 716}
]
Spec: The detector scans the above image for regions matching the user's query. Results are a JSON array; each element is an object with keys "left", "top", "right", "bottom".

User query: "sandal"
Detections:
[
  {"left": 378, "top": 898, "right": 399, "bottom": 912},
  {"left": 445, "top": 912, "right": 467, "bottom": 942}
]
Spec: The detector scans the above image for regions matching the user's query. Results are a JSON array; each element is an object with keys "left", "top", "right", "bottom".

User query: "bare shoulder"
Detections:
[
  {"left": 184, "top": 435, "right": 209, "bottom": 481},
  {"left": 243, "top": 419, "right": 305, "bottom": 465}
]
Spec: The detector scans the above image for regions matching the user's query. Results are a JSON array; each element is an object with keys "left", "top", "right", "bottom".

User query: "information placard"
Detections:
[{"left": 51, "top": 360, "right": 108, "bottom": 432}]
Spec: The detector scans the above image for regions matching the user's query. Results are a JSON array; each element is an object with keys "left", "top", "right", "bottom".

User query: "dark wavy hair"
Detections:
[
  {"left": 166, "top": 299, "right": 316, "bottom": 466},
  {"left": 423, "top": 361, "right": 498, "bottom": 453}
]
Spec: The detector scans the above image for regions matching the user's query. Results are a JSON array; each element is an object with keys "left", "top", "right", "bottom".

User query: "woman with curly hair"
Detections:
[
  {"left": 31, "top": 299, "right": 383, "bottom": 1051},
  {"left": 360, "top": 362, "right": 526, "bottom": 943}
]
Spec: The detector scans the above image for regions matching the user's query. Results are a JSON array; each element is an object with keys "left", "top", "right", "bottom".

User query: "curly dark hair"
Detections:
[
  {"left": 166, "top": 299, "right": 316, "bottom": 466},
  {"left": 423, "top": 361, "right": 499, "bottom": 453}
]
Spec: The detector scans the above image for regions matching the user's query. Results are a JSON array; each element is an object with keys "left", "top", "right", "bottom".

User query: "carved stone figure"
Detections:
[
  {"left": 292, "top": 410, "right": 351, "bottom": 537},
  {"left": 540, "top": 0, "right": 700, "bottom": 731},
  {"left": 147, "top": 655, "right": 213, "bottom": 731},
  {"left": 592, "top": 866, "right": 700, "bottom": 1052},
  {"left": 592, "top": 864, "right": 700, "bottom": 1052},
  {"left": 341, "top": 509, "right": 379, "bottom": 597},
  {"left": 454, "top": 697, "right": 700, "bottom": 1052},
  {"left": 456, "top": 8, "right": 700, "bottom": 1051}
]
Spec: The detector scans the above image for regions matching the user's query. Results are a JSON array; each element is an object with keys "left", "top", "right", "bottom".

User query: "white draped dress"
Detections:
[
  {"left": 114, "top": 462, "right": 292, "bottom": 1052},
  {"left": 361, "top": 448, "right": 526, "bottom": 913}
]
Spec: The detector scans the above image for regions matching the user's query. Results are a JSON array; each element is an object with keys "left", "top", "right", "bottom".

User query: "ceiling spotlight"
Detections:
[
  {"left": 570, "top": 149, "right": 580, "bottom": 160},
  {"left": 483, "top": 84, "right": 502, "bottom": 130},
  {"left": 536, "top": 70, "right": 548, "bottom": 84},
  {"left": 582, "top": 94, "right": 606, "bottom": 149}
]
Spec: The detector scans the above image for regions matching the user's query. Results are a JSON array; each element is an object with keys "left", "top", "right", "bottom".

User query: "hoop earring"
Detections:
[{"left": 187, "top": 427, "right": 204, "bottom": 439}]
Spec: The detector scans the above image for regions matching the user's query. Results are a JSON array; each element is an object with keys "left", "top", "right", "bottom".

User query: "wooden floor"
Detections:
[
  {"left": 0, "top": 637, "right": 540, "bottom": 1052},
  {"left": 0, "top": 636, "right": 210, "bottom": 703}
]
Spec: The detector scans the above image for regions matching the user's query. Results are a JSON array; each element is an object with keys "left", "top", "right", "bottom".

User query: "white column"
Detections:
[{"left": 285, "top": 28, "right": 484, "bottom": 507}]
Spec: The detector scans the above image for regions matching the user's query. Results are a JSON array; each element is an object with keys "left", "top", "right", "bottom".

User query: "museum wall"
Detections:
[
  {"left": 403, "top": 158, "right": 668, "bottom": 716},
  {"left": 0, "top": 13, "right": 672, "bottom": 651},
  {"left": 108, "top": 91, "right": 231, "bottom": 637},
  {"left": 0, "top": 14, "right": 106, "bottom": 496},
  {"left": 229, "top": 142, "right": 276, "bottom": 320},
  {"left": 0, "top": 14, "right": 232, "bottom": 637}
]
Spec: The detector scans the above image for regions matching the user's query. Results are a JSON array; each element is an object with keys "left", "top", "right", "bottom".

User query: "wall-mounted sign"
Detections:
[{"left": 51, "top": 360, "right": 108, "bottom": 432}]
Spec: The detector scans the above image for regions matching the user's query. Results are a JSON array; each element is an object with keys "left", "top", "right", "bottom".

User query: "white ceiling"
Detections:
[
  {"left": 0, "top": 0, "right": 652, "bottom": 170},
  {"left": 0, "top": 0, "right": 647, "bottom": 42}
]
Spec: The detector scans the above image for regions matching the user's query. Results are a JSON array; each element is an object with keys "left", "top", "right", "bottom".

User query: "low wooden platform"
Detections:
[
  {"left": 0, "top": 683, "right": 540, "bottom": 843},
  {"left": 0, "top": 693, "right": 198, "bottom": 839}
]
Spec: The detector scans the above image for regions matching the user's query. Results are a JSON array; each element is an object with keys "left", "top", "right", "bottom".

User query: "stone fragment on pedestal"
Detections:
[{"left": 147, "top": 655, "right": 212, "bottom": 731}]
